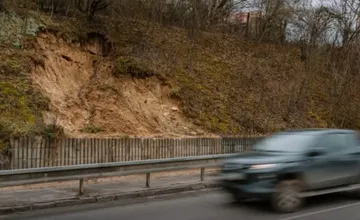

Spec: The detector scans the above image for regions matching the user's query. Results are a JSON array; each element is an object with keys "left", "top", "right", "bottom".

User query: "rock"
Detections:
[
  {"left": 190, "top": 131, "right": 198, "bottom": 136},
  {"left": 163, "top": 112, "right": 170, "bottom": 117},
  {"left": 196, "top": 130, "right": 205, "bottom": 135},
  {"left": 74, "top": 42, "right": 81, "bottom": 47},
  {"left": 171, "top": 107, "right": 179, "bottom": 111}
]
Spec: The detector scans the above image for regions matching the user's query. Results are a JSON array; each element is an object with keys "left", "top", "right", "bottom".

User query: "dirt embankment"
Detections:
[{"left": 31, "top": 32, "right": 207, "bottom": 138}]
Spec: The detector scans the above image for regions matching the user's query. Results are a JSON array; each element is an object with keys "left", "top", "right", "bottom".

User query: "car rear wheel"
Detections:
[{"left": 271, "top": 180, "right": 303, "bottom": 213}]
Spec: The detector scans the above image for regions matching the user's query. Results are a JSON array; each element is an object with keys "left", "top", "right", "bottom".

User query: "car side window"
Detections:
[
  {"left": 317, "top": 134, "right": 339, "bottom": 152},
  {"left": 317, "top": 133, "right": 356, "bottom": 152},
  {"left": 337, "top": 133, "right": 357, "bottom": 149}
]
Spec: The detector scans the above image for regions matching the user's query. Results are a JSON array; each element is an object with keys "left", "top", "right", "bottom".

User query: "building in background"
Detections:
[{"left": 229, "top": 10, "right": 261, "bottom": 37}]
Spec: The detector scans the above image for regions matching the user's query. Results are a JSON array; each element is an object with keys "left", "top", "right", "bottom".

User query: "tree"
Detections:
[
  {"left": 75, "top": 0, "right": 111, "bottom": 21},
  {"left": 291, "top": 5, "right": 335, "bottom": 46},
  {"left": 0, "top": 0, "right": 5, "bottom": 11},
  {"left": 325, "top": 0, "right": 360, "bottom": 46},
  {"left": 241, "top": 0, "right": 293, "bottom": 43},
  {"left": 38, "top": 0, "right": 75, "bottom": 16}
]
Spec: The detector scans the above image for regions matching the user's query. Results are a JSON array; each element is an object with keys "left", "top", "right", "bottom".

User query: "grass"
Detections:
[
  {"left": 114, "top": 56, "right": 155, "bottom": 79},
  {"left": 0, "top": 45, "right": 48, "bottom": 137},
  {"left": 80, "top": 125, "right": 104, "bottom": 134}
]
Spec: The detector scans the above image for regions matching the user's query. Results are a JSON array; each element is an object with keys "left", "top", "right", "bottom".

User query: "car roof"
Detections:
[{"left": 279, "top": 128, "right": 356, "bottom": 136}]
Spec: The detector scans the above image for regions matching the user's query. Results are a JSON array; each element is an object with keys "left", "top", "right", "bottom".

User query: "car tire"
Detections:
[{"left": 271, "top": 180, "right": 304, "bottom": 213}]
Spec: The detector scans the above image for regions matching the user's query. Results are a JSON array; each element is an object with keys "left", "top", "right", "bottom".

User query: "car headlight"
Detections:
[{"left": 250, "top": 164, "right": 277, "bottom": 170}]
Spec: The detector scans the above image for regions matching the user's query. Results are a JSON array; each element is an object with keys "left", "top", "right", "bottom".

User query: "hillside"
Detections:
[{"left": 1, "top": 1, "right": 360, "bottom": 141}]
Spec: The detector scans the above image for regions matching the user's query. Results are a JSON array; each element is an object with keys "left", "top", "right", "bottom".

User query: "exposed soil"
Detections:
[{"left": 31, "top": 33, "right": 207, "bottom": 138}]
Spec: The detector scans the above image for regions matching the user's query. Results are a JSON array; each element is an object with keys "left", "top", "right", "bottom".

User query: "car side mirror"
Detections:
[{"left": 306, "top": 148, "right": 325, "bottom": 157}]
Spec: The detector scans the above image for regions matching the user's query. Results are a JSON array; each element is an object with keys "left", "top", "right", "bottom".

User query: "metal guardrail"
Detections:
[{"left": 0, "top": 154, "right": 235, "bottom": 195}]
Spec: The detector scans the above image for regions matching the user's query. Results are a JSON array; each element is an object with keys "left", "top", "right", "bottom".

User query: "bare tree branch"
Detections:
[{"left": 324, "top": 0, "right": 360, "bottom": 46}]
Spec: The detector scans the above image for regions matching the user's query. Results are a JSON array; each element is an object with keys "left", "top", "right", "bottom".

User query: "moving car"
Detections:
[{"left": 221, "top": 129, "right": 360, "bottom": 213}]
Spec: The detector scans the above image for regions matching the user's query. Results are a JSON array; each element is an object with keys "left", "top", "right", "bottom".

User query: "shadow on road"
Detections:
[
  {"left": 221, "top": 192, "right": 359, "bottom": 214},
  {"left": 305, "top": 192, "right": 358, "bottom": 207}
]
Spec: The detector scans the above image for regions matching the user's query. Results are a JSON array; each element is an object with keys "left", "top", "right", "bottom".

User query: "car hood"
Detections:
[{"left": 223, "top": 151, "right": 303, "bottom": 165}]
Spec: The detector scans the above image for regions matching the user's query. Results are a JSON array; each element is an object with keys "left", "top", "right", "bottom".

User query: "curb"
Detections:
[{"left": 0, "top": 181, "right": 221, "bottom": 215}]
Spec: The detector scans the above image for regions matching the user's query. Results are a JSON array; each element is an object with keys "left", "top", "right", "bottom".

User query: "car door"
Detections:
[
  {"left": 336, "top": 132, "right": 360, "bottom": 185},
  {"left": 304, "top": 133, "right": 357, "bottom": 190}
]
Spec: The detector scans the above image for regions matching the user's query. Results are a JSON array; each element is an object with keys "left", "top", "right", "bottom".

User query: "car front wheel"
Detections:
[{"left": 271, "top": 180, "right": 304, "bottom": 213}]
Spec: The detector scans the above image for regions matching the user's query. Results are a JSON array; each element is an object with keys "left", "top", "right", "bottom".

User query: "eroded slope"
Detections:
[{"left": 31, "top": 33, "right": 205, "bottom": 137}]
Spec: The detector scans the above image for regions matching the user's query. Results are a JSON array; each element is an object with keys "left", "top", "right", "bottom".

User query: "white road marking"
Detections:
[{"left": 278, "top": 201, "right": 360, "bottom": 220}]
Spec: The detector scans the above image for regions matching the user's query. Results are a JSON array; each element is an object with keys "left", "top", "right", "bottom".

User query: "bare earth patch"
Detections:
[{"left": 31, "top": 33, "right": 207, "bottom": 138}]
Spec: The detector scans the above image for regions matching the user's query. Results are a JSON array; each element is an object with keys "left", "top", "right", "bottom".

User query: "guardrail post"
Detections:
[
  {"left": 200, "top": 167, "right": 205, "bottom": 181},
  {"left": 79, "top": 178, "right": 84, "bottom": 196},
  {"left": 146, "top": 173, "right": 151, "bottom": 188}
]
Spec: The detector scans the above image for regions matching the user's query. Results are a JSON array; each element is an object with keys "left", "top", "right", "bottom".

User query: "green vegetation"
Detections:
[
  {"left": 0, "top": 45, "right": 48, "bottom": 138},
  {"left": 80, "top": 125, "right": 104, "bottom": 134},
  {"left": 114, "top": 56, "right": 155, "bottom": 79},
  {"left": 42, "top": 124, "right": 64, "bottom": 139}
]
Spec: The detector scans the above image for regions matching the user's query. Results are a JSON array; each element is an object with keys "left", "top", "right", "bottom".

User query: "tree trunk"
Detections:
[{"left": 0, "top": 0, "right": 5, "bottom": 11}]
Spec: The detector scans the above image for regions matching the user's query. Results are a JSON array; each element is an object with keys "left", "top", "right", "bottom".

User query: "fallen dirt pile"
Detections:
[{"left": 31, "top": 33, "right": 206, "bottom": 137}]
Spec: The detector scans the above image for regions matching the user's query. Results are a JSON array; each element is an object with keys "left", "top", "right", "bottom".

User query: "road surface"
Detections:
[{"left": 1, "top": 190, "right": 359, "bottom": 220}]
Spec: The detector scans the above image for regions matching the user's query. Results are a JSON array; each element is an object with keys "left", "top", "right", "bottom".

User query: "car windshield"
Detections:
[{"left": 254, "top": 133, "right": 315, "bottom": 152}]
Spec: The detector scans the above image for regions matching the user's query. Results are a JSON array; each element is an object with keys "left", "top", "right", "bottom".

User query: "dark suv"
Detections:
[{"left": 221, "top": 129, "right": 360, "bottom": 213}]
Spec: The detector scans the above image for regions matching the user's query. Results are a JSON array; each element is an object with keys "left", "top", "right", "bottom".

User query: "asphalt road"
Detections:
[{"left": 1, "top": 190, "right": 360, "bottom": 220}]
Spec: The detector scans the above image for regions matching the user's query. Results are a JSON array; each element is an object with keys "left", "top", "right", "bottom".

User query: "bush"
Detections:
[
  {"left": 38, "top": 0, "right": 110, "bottom": 20},
  {"left": 80, "top": 125, "right": 103, "bottom": 134},
  {"left": 114, "top": 56, "right": 155, "bottom": 79}
]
